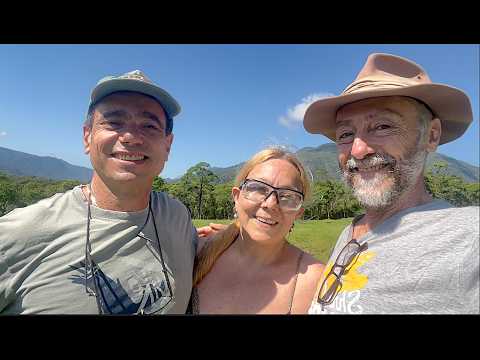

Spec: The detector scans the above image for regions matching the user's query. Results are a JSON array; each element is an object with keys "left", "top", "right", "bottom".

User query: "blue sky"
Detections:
[{"left": 0, "top": 44, "right": 478, "bottom": 179}]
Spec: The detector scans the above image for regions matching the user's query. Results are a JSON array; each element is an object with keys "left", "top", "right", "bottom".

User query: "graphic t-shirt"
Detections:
[
  {"left": 309, "top": 200, "right": 479, "bottom": 314},
  {"left": 0, "top": 186, "right": 197, "bottom": 314}
]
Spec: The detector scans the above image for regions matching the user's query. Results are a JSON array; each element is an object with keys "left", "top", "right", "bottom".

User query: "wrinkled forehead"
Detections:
[{"left": 335, "top": 96, "right": 417, "bottom": 124}]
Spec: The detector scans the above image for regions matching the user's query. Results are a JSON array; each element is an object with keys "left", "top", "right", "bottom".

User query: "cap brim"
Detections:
[
  {"left": 90, "top": 78, "right": 181, "bottom": 117},
  {"left": 303, "top": 83, "right": 473, "bottom": 145}
]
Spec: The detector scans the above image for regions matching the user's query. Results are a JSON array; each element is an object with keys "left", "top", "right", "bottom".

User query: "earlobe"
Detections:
[
  {"left": 164, "top": 133, "right": 174, "bottom": 161},
  {"left": 83, "top": 126, "right": 92, "bottom": 155},
  {"left": 232, "top": 186, "right": 240, "bottom": 201},
  {"left": 295, "top": 207, "right": 305, "bottom": 220},
  {"left": 231, "top": 187, "right": 240, "bottom": 202},
  {"left": 166, "top": 133, "right": 174, "bottom": 153},
  {"left": 426, "top": 118, "right": 442, "bottom": 152}
]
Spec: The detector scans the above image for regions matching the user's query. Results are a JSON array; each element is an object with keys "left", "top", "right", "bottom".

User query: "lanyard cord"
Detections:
[
  {"left": 84, "top": 184, "right": 105, "bottom": 314},
  {"left": 83, "top": 185, "right": 172, "bottom": 314},
  {"left": 148, "top": 200, "right": 173, "bottom": 297}
]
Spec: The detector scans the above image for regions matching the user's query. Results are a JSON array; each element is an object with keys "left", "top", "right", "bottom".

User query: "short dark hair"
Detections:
[{"left": 84, "top": 92, "right": 173, "bottom": 135}]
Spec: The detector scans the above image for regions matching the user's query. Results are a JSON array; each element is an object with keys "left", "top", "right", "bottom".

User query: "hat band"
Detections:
[{"left": 343, "top": 78, "right": 421, "bottom": 95}]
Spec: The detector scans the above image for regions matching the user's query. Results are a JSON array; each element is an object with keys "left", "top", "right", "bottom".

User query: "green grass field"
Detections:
[{"left": 193, "top": 218, "right": 352, "bottom": 263}]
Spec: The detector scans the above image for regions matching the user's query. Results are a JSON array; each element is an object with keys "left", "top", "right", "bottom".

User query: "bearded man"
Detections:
[{"left": 304, "top": 53, "right": 479, "bottom": 314}]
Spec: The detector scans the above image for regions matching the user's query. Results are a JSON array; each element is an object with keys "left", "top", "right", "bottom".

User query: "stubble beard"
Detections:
[{"left": 341, "top": 144, "right": 427, "bottom": 211}]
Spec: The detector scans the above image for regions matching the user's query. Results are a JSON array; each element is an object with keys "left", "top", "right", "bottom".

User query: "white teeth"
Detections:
[
  {"left": 256, "top": 217, "right": 277, "bottom": 225},
  {"left": 357, "top": 164, "right": 387, "bottom": 172},
  {"left": 115, "top": 154, "right": 145, "bottom": 161}
]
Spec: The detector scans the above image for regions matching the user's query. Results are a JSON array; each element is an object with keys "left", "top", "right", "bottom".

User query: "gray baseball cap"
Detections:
[{"left": 88, "top": 70, "right": 181, "bottom": 118}]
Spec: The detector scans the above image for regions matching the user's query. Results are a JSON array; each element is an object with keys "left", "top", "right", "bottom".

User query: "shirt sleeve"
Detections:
[
  {"left": 0, "top": 207, "right": 30, "bottom": 313},
  {"left": 0, "top": 201, "right": 53, "bottom": 313}
]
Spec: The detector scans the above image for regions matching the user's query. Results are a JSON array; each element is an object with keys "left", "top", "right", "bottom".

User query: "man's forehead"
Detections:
[{"left": 335, "top": 97, "right": 413, "bottom": 123}]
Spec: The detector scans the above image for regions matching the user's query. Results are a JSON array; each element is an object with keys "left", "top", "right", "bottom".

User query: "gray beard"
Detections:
[{"left": 341, "top": 147, "right": 427, "bottom": 211}]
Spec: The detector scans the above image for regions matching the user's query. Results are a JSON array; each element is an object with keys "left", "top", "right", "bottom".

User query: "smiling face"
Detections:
[
  {"left": 232, "top": 158, "right": 305, "bottom": 244},
  {"left": 83, "top": 92, "right": 173, "bottom": 187},
  {"left": 335, "top": 96, "right": 439, "bottom": 210}
]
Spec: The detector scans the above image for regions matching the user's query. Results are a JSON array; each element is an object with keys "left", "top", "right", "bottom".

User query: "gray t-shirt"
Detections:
[
  {"left": 309, "top": 200, "right": 479, "bottom": 314},
  {"left": 0, "top": 186, "right": 198, "bottom": 314}
]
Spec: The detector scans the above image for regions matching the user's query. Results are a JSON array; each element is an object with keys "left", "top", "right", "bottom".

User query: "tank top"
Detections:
[{"left": 187, "top": 251, "right": 304, "bottom": 314}]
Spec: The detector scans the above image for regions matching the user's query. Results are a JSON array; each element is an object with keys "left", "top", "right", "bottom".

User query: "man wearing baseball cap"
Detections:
[
  {"left": 305, "top": 53, "right": 479, "bottom": 314},
  {"left": 0, "top": 70, "right": 197, "bottom": 314}
]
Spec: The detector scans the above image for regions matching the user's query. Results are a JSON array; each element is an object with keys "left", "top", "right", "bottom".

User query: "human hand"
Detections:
[{"left": 196, "top": 223, "right": 227, "bottom": 238}]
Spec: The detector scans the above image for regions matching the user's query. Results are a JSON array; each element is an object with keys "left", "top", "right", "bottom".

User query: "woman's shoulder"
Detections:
[
  {"left": 287, "top": 246, "right": 326, "bottom": 314},
  {"left": 289, "top": 246, "right": 325, "bottom": 285}
]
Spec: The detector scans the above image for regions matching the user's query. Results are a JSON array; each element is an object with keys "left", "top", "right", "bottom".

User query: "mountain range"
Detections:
[
  {"left": 0, "top": 144, "right": 478, "bottom": 184},
  {"left": 207, "top": 143, "right": 479, "bottom": 183},
  {"left": 0, "top": 146, "right": 93, "bottom": 182}
]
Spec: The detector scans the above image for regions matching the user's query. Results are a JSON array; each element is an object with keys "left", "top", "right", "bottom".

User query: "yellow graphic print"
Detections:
[{"left": 318, "top": 251, "right": 376, "bottom": 297}]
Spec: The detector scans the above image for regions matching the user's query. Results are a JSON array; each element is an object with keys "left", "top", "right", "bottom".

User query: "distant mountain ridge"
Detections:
[
  {"left": 0, "top": 146, "right": 93, "bottom": 182},
  {"left": 0, "top": 144, "right": 478, "bottom": 184},
  {"left": 207, "top": 143, "right": 479, "bottom": 183}
]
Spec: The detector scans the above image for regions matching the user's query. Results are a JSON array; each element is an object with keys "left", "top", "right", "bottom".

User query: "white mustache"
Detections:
[{"left": 346, "top": 154, "right": 395, "bottom": 171}]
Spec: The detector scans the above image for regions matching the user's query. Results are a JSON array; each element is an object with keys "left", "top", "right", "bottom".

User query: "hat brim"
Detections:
[
  {"left": 303, "top": 83, "right": 473, "bottom": 145},
  {"left": 90, "top": 78, "right": 181, "bottom": 118}
]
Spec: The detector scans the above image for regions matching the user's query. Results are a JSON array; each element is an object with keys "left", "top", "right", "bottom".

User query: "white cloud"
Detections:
[
  {"left": 0, "top": 131, "right": 6, "bottom": 137},
  {"left": 259, "top": 136, "right": 298, "bottom": 153},
  {"left": 278, "top": 93, "right": 334, "bottom": 128}
]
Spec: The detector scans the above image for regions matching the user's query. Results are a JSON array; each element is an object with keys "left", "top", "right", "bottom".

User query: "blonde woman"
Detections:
[{"left": 188, "top": 147, "right": 325, "bottom": 314}]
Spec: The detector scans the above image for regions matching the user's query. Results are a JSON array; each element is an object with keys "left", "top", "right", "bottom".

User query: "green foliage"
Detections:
[
  {"left": 166, "top": 163, "right": 220, "bottom": 219},
  {"left": 152, "top": 176, "right": 168, "bottom": 193},
  {"left": 425, "top": 162, "right": 479, "bottom": 206},
  {"left": 2, "top": 161, "right": 478, "bottom": 219},
  {"left": 304, "top": 180, "right": 362, "bottom": 220},
  {"left": 0, "top": 172, "right": 81, "bottom": 216},
  {"left": 0, "top": 181, "right": 20, "bottom": 215}
]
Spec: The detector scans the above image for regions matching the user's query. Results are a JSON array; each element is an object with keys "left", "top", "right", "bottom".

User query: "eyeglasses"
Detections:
[
  {"left": 317, "top": 238, "right": 368, "bottom": 309},
  {"left": 240, "top": 178, "right": 304, "bottom": 212},
  {"left": 84, "top": 189, "right": 173, "bottom": 315}
]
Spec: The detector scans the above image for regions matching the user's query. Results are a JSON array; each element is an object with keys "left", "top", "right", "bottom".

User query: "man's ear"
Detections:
[
  {"left": 164, "top": 133, "right": 174, "bottom": 161},
  {"left": 83, "top": 126, "right": 92, "bottom": 155},
  {"left": 425, "top": 117, "right": 442, "bottom": 153}
]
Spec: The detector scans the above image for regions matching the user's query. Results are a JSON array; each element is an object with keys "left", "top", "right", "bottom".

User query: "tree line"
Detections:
[
  {"left": 1, "top": 161, "right": 479, "bottom": 218},
  {"left": 154, "top": 161, "right": 479, "bottom": 220}
]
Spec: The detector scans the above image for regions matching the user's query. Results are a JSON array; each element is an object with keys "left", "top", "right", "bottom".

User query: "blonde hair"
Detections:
[
  {"left": 192, "top": 146, "right": 311, "bottom": 287},
  {"left": 193, "top": 221, "right": 240, "bottom": 286}
]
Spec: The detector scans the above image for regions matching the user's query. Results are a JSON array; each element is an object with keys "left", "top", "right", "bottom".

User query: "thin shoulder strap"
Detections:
[{"left": 287, "top": 251, "right": 304, "bottom": 314}]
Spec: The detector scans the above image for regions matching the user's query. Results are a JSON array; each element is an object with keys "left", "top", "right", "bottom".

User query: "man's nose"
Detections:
[
  {"left": 118, "top": 125, "right": 144, "bottom": 145},
  {"left": 350, "top": 136, "right": 375, "bottom": 160}
]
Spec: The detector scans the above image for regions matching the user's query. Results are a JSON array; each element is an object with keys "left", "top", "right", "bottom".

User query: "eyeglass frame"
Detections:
[
  {"left": 84, "top": 187, "right": 173, "bottom": 315},
  {"left": 316, "top": 237, "right": 368, "bottom": 310},
  {"left": 239, "top": 178, "right": 305, "bottom": 212}
]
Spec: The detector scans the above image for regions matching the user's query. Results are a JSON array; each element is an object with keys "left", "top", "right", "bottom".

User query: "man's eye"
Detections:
[
  {"left": 338, "top": 132, "right": 353, "bottom": 140},
  {"left": 376, "top": 124, "right": 391, "bottom": 130}
]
